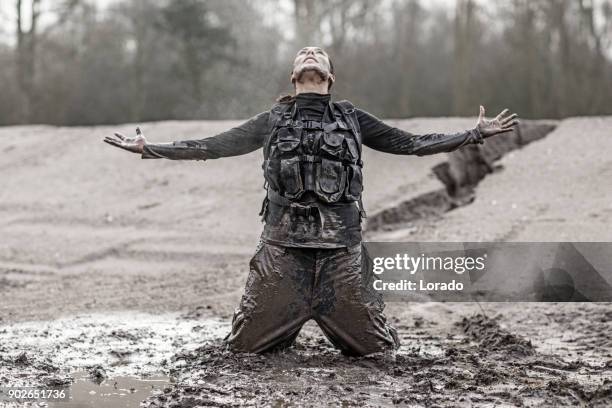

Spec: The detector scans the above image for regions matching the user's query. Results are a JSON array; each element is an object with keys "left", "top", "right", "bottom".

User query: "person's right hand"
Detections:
[{"left": 104, "top": 127, "right": 148, "bottom": 154}]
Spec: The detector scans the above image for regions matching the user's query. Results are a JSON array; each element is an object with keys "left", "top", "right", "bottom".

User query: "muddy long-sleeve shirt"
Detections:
[{"left": 142, "top": 94, "right": 483, "bottom": 248}]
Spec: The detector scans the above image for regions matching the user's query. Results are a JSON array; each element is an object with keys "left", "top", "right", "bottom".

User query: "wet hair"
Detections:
[{"left": 277, "top": 51, "right": 335, "bottom": 103}]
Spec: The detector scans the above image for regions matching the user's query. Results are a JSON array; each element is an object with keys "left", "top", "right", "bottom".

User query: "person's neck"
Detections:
[{"left": 295, "top": 80, "right": 329, "bottom": 96}]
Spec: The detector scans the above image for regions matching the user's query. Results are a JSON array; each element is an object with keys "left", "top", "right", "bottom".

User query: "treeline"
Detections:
[{"left": 1, "top": 0, "right": 611, "bottom": 126}]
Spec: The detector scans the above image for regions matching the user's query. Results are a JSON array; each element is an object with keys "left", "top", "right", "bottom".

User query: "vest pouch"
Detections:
[
  {"left": 263, "top": 158, "right": 281, "bottom": 192},
  {"left": 344, "top": 137, "right": 360, "bottom": 163},
  {"left": 280, "top": 156, "right": 303, "bottom": 199},
  {"left": 315, "top": 158, "right": 346, "bottom": 203},
  {"left": 276, "top": 128, "right": 301, "bottom": 153},
  {"left": 320, "top": 132, "right": 345, "bottom": 158},
  {"left": 344, "top": 164, "right": 364, "bottom": 201}
]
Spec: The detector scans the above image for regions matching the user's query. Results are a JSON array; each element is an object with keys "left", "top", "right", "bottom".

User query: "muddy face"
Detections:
[{"left": 291, "top": 46, "right": 335, "bottom": 88}]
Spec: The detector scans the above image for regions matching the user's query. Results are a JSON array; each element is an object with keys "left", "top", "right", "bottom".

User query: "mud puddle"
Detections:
[
  {"left": 48, "top": 372, "right": 171, "bottom": 408},
  {"left": 0, "top": 312, "right": 229, "bottom": 401}
]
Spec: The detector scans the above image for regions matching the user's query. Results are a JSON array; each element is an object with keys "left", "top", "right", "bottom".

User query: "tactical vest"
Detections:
[{"left": 260, "top": 100, "right": 366, "bottom": 219}]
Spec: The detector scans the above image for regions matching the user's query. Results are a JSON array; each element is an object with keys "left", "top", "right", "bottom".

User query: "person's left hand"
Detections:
[{"left": 477, "top": 106, "right": 519, "bottom": 138}]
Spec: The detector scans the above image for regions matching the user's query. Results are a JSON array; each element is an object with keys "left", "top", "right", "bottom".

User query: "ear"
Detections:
[{"left": 329, "top": 73, "right": 336, "bottom": 84}]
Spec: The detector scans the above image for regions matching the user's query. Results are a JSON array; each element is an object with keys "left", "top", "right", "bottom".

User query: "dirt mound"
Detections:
[
  {"left": 371, "top": 116, "right": 612, "bottom": 242},
  {"left": 542, "top": 378, "right": 612, "bottom": 406},
  {"left": 437, "top": 120, "right": 557, "bottom": 199},
  {"left": 459, "top": 314, "right": 534, "bottom": 356},
  {"left": 366, "top": 120, "right": 557, "bottom": 232}
]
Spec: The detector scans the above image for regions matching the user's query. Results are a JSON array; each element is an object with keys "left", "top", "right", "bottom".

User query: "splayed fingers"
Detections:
[{"left": 477, "top": 106, "right": 520, "bottom": 137}]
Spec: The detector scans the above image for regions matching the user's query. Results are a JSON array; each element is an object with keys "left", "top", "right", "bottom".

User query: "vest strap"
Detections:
[
  {"left": 267, "top": 189, "right": 325, "bottom": 225},
  {"left": 278, "top": 119, "right": 348, "bottom": 131},
  {"left": 297, "top": 154, "right": 358, "bottom": 166}
]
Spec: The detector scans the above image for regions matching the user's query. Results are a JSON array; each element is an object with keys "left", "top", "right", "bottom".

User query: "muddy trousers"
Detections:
[{"left": 224, "top": 242, "right": 399, "bottom": 355}]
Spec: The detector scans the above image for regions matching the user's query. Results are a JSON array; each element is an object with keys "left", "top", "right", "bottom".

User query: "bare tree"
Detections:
[
  {"left": 1, "top": 0, "right": 612, "bottom": 125},
  {"left": 14, "top": 0, "right": 78, "bottom": 123},
  {"left": 393, "top": 0, "right": 421, "bottom": 116},
  {"left": 453, "top": 0, "right": 478, "bottom": 116},
  {"left": 15, "top": 0, "right": 40, "bottom": 122}
]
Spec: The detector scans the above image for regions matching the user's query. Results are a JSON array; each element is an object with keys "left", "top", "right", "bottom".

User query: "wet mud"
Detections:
[
  {"left": 140, "top": 307, "right": 611, "bottom": 407},
  {"left": 1, "top": 305, "right": 610, "bottom": 407},
  {"left": 0, "top": 313, "right": 225, "bottom": 407}
]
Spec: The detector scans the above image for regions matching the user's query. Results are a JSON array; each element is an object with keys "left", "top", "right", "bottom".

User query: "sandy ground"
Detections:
[
  {"left": 0, "top": 117, "right": 611, "bottom": 407},
  {"left": 370, "top": 117, "right": 612, "bottom": 243}
]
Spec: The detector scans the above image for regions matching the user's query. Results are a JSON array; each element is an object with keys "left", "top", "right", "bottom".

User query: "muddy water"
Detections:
[
  {"left": 0, "top": 312, "right": 228, "bottom": 407},
  {"left": 49, "top": 372, "right": 170, "bottom": 408},
  {"left": 0, "top": 312, "right": 228, "bottom": 375}
]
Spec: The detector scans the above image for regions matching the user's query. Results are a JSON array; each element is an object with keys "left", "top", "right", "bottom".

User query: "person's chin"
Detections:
[
  {"left": 298, "top": 66, "right": 327, "bottom": 79},
  {"left": 299, "top": 63, "right": 321, "bottom": 72}
]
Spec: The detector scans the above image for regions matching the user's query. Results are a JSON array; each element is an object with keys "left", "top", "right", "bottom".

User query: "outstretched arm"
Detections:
[
  {"left": 104, "top": 112, "right": 270, "bottom": 160},
  {"left": 359, "top": 106, "right": 518, "bottom": 156}
]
